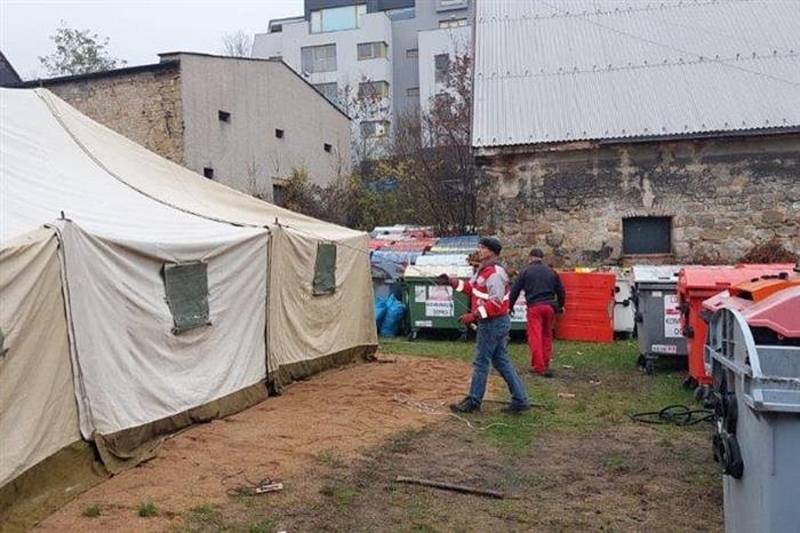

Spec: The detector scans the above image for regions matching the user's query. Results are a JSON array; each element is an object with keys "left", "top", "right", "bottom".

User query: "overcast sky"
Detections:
[{"left": 1, "top": 0, "right": 304, "bottom": 80}]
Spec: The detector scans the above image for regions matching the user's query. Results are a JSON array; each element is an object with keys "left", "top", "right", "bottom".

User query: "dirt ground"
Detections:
[
  {"left": 37, "top": 347, "right": 723, "bottom": 532},
  {"left": 38, "top": 356, "right": 475, "bottom": 532}
]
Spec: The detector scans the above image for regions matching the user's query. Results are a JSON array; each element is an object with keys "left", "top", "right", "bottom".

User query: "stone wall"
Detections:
[
  {"left": 478, "top": 133, "right": 800, "bottom": 268},
  {"left": 45, "top": 66, "right": 184, "bottom": 164}
]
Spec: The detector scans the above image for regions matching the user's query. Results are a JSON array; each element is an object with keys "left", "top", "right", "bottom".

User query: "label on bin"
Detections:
[
  {"left": 414, "top": 286, "right": 427, "bottom": 302},
  {"left": 415, "top": 320, "right": 433, "bottom": 328},
  {"left": 511, "top": 295, "right": 527, "bottom": 323},
  {"left": 425, "top": 301, "right": 454, "bottom": 317},
  {"left": 664, "top": 294, "right": 682, "bottom": 338},
  {"left": 652, "top": 344, "right": 678, "bottom": 354}
]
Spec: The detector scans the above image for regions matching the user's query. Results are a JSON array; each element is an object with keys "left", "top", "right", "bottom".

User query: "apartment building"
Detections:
[{"left": 252, "top": 0, "right": 473, "bottom": 150}]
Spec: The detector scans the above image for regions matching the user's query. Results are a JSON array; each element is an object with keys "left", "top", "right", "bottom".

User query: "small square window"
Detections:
[
  {"left": 313, "top": 243, "right": 337, "bottom": 295},
  {"left": 203, "top": 167, "right": 214, "bottom": 179},
  {"left": 406, "top": 48, "right": 419, "bottom": 59},
  {"left": 407, "top": 87, "right": 420, "bottom": 97},
  {"left": 275, "top": 128, "right": 284, "bottom": 139},
  {"left": 162, "top": 262, "right": 211, "bottom": 334},
  {"left": 622, "top": 216, "right": 672, "bottom": 255},
  {"left": 324, "top": 143, "right": 332, "bottom": 152},
  {"left": 218, "top": 110, "right": 231, "bottom": 122}
]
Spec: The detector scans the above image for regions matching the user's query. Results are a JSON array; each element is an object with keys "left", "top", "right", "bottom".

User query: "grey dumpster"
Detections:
[
  {"left": 704, "top": 287, "right": 800, "bottom": 533},
  {"left": 632, "top": 265, "right": 688, "bottom": 374}
]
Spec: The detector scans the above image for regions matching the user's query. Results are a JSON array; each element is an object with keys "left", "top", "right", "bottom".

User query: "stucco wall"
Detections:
[
  {"left": 478, "top": 133, "right": 800, "bottom": 268},
  {"left": 44, "top": 66, "right": 185, "bottom": 165},
  {"left": 174, "top": 54, "right": 352, "bottom": 195}
]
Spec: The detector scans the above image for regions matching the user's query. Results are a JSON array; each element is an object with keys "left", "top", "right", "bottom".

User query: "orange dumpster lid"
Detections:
[
  {"left": 730, "top": 278, "right": 800, "bottom": 302},
  {"left": 678, "top": 264, "right": 796, "bottom": 293}
]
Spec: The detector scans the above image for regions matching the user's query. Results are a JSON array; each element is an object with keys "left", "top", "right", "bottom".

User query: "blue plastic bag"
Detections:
[
  {"left": 374, "top": 295, "right": 388, "bottom": 330},
  {"left": 379, "top": 294, "right": 407, "bottom": 337}
]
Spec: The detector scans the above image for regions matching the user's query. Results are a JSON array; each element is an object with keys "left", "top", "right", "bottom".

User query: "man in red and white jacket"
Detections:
[{"left": 437, "top": 237, "right": 529, "bottom": 414}]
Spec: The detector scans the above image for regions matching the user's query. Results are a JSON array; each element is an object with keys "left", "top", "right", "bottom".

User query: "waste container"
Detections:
[
  {"left": 611, "top": 267, "right": 635, "bottom": 337},
  {"left": 403, "top": 264, "right": 474, "bottom": 340},
  {"left": 631, "top": 265, "right": 688, "bottom": 374},
  {"left": 678, "top": 263, "right": 796, "bottom": 390},
  {"left": 704, "top": 285, "right": 800, "bottom": 533},
  {"left": 555, "top": 271, "right": 616, "bottom": 343}
]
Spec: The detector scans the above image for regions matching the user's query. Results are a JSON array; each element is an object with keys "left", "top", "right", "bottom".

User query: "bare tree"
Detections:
[
  {"left": 377, "top": 51, "right": 477, "bottom": 233},
  {"left": 221, "top": 31, "right": 253, "bottom": 57}
]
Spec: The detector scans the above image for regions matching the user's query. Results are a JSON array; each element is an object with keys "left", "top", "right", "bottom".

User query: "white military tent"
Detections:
[{"left": 0, "top": 88, "right": 376, "bottom": 526}]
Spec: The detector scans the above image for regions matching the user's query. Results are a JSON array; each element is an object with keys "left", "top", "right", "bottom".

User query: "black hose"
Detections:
[{"left": 629, "top": 404, "right": 715, "bottom": 426}]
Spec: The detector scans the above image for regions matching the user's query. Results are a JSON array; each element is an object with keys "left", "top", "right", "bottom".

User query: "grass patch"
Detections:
[
  {"left": 247, "top": 518, "right": 277, "bottom": 533},
  {"left": 315, "top": 448, "right": 346, "bottom": 468},
  {"left": 82, "top": 504, "right": 101, "bottom": 518},
  {"left": 381, "top": 338, "right": 697, "bottom": 451},
  {"left": 137, "top": 501, "right": 158, "bottom": 518},
  {"left": 319, "top": 483, "right": 357, "bottom": 510}
]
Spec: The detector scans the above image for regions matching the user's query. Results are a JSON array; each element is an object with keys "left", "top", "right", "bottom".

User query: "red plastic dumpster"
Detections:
[
  {"left": 555, "top": 272, "right": 616, "bottom": 343},
  {"left": 678, "top": 263, "right": 796, "bottom": 387}
]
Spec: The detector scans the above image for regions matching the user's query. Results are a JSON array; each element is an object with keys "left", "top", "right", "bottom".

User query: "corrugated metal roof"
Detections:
[{"left": 472, "top": 0, "right": 800, "bottom": 148}]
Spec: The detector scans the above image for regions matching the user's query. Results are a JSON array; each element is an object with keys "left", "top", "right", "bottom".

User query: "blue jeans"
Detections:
[{"left": 467, "top": 315, "right": 529, "bottom": 407}]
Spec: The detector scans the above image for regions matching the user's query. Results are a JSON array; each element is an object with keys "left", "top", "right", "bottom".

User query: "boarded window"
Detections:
[
  {"left": 313, "top": 243, "right": 337, "bottom": 295},
  {"left": 623, "top": 217, "right": 672, "bottom": 255},
  {"left": 163, "top": 262, "right": 211, "bottom": 333}
]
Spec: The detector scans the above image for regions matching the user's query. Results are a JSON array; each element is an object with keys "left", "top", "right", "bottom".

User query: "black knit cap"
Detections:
[
  {"left": 529, "top": 248, "right": 544, "bottom": 258},
  {"left": 479, "top": 236, "right": 502, "bottom": 255}
]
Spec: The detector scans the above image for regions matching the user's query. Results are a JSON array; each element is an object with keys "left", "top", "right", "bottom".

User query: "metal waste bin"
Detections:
[
  {"left": 611, "top": 267, "right": 635, "bottom": 337},
  {"left": 403, "top": 265, "right": 473, "bottom": 340},
  {"left": 704, "top": 285, "right": 800, "bottom": 533},
  {"left": 632, "top": 265, "right": 687, "bottom": 374}
]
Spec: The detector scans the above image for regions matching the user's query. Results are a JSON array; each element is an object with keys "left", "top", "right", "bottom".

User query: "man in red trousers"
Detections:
[{"left": 509, "top": 248, "right": 565, "bottom": 377}]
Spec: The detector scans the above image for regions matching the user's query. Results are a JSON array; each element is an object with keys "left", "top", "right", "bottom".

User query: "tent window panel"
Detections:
[
  {"left": 313, "top": 243, "right": 337, "bottom": 296},
  {"left": 163, "top": 262, "right": 211, "bottom": 333}
]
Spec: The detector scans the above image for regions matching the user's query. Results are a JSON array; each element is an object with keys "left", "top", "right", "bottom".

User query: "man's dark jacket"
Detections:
[{"left": 509, "top": 261, "right": 566, "bottom": 311}]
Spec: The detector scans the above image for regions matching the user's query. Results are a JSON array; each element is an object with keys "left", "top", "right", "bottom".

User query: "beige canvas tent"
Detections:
[{"left": 0, "top": 88, "right": 377, "bottom": 528}]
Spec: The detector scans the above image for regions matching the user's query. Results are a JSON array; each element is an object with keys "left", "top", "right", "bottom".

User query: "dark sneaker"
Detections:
[
  {"left": 501, "top": 402, "right": 531, "bottom": 415},
  {"left": 450, "top": 398, "right": 480, "bottom": 413},
  {"left": 543, "top": 369, "right": 554, "bottom": 378}
]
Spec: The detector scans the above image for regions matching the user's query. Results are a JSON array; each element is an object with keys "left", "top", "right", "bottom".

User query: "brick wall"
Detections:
[
  {"left": 478, "top": 133, "right": 800, "bottom": 268},
  {"left": 46, "top": 66, "right": 184, "bottom": 164}
]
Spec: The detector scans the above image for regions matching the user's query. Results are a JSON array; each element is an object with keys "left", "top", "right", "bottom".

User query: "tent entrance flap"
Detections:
[{"left": 163, "top": 261, "right": 211, "bottom": 333}]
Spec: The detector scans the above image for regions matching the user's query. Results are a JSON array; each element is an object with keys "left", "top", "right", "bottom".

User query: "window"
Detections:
[
  {"left": 434, "top": 53, "right": 450, "bottom": 83},
  {"left": 622, "top": 217, "right": 672, "bottom": 255},
  {"left": 203, "top": 167, "right": 214, "bottom": 179},
  {"left": 357, "top": 41, "right": 388, "bottom": 61},
  {"left": 358, "top": 81, "right": 390, "bottom": 99},
  {"left": 406, "top": 48, "right": 419, "bottom": 59},
  {"left": 218, "top": 110, "right": 230, "bottom": 122},
  {"left": 310, "top": 4, "right": 366, "bottom": 33},
  {"left": 324, "top": 143, "right": 332, "bottom": 153},
  {"left": 406, "top": 87, "right": 420, "bottom": 96},
  {"left": 301, "top": 44, "right": 337, "bottom": 73},
  {"left": 439, "top": 17, "right": 467, "bottom": 28},
  {"left": 162, "top": 262, "right": 211, "bottom": 334},
  {"left": 313, "top": 243, "right": 337, "bottom": 295},
  {"left": 387, "top": 7, "right": 415, "bottom": 21},
  {"left": 313, "top": 82, "right": 339, "bottom": 104},
  {"left": 275, "top": 128, "right": 284, "bottom": 139},
  {"left": 361, "top": 120, "right": 390, "bottom": 138},
  {"left": 438, "top": 0, "right": 469, "bottom": 10}
]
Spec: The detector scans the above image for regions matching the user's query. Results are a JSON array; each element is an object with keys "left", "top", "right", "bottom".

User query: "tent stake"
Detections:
[{"left": 394, "top": 476, "right": 505, "bottom": 499}]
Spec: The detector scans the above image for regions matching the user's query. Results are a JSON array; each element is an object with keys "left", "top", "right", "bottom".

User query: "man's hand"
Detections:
[
  {"left": 459, "top": 312, "right": 477, "bottom": 325},
  {"left": 509, "top": 307, "right": 515, "bottom": 317},
  {"left": 557, "top": 306, "right": 565, "bottom": 315}
]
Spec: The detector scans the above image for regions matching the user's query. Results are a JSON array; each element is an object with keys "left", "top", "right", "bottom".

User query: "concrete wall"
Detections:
[
  {"left": 173, "top": 53, "right": 352, "bottom": 195},
  {"left": 478, "top": 134, "right": 800, "bottom": 268},
  {"left": 418, "top": 25, "right": 470, "bottom": 112},
  {"left": 44, "top": 65, "right": 185, "bottom": 165}
]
